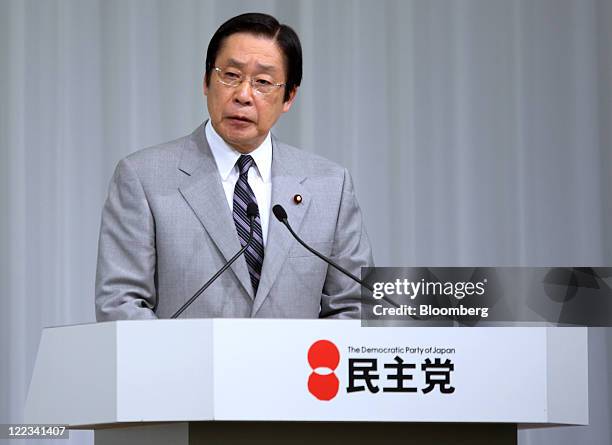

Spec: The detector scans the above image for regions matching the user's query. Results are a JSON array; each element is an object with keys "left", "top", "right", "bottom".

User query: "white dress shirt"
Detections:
[{"left": 205, "top": 120, "right": 272, "bottom": 246}]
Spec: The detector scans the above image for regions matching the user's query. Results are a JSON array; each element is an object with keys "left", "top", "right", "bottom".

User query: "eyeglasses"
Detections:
[{"left": 214, "top": 67, "right": 285, "bottom": 95}]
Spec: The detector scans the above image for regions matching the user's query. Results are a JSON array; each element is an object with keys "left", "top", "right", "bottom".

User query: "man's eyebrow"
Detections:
[
  {"left": 226, "top": 58, "right": 246, "bottom": 68},
  {"left": 255, "top": 62, "right": 277, "bottom": 73}
]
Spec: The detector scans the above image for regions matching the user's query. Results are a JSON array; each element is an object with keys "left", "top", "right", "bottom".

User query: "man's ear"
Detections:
[
  {"left": 282, "top": 87, "right": 298, "bottom": 113},
  {"left": 203, "top": 75, "right": 209, "bottom": 96}
]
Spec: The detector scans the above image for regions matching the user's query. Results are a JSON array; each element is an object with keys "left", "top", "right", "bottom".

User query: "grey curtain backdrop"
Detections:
[{"left": 1, "top": 0, "right": 611, "bottom": 444}]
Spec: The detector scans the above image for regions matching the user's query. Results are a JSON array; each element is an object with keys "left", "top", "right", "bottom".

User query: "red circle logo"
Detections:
[{"left": 307, "top": 340, "right": 340, "bottom": 401}]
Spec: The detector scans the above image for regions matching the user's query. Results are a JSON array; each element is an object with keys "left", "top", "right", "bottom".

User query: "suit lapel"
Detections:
[
  {"left": 177, "top": 123, "right": 254, "bottom": 299},
  {"left": 252, "top": 138, "right": 310, "bottom": 315}
]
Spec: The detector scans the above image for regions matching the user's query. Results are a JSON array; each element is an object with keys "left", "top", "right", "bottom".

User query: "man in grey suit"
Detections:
[{"left": 95, "top": 13, "right": 373, "bottom": 321}]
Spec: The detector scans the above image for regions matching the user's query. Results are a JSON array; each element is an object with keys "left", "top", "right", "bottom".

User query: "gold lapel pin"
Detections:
[{"left": 293, "top": 194, "right": 303, "bottom": 204}]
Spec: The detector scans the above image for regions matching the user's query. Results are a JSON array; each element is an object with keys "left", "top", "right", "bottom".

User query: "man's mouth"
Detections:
[{"left": 226, "top": 115, "right": 254, "bottom": 124}]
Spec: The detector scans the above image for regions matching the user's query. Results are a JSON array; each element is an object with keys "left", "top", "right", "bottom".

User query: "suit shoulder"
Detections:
[
  {"left": 276, "top": 141, "right": 346, "bottom": 178},
  {"left": 108, "top": 132, "right": 196, "bottom": 191},
  {"left": 122, "top": 133, "right": 188, "bottom": 170}
]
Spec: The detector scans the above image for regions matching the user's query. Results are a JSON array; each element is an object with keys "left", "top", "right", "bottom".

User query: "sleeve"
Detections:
[
  {"left": 319, "top": 168, "right": 374, "bottom": 319},
  {"left": 95, "top": 157, "right": 158, "bottom": 321}
]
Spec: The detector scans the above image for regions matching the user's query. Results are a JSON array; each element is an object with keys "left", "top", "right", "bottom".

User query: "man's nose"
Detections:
[{"left": 233, "top": 80, "right": 254, "bottom": 105}]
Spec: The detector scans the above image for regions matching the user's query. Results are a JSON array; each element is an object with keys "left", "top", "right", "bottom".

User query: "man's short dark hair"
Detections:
[{"left": 205, "top": 12, "right": 302, "bottom": 102}]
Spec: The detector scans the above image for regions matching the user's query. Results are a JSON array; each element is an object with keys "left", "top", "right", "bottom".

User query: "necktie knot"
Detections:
[{"left": 237, "top": 155, "right": 254, "bottom": 176}]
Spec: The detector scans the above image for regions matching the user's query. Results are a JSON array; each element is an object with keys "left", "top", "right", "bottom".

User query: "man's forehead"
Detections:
[{"left": 216, "top": 33, "right": 284, "bottom": 70}]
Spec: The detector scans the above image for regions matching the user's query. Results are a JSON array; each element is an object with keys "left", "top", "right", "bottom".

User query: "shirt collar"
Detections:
[{"left": 205, "top": 120, "right": 272, "bottom": 183}]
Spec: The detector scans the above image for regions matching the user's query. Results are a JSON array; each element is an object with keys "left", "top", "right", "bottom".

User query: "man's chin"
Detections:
[
  {"left": 224, "top": 134, "right": 258, "bottom": 153},
  {"left": 217, "top": 122, "right": 264, "bottom": 152}
]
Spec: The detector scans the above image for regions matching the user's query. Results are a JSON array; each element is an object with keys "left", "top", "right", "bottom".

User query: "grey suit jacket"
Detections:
[{"left": 95, "top": 122, "right": 373, "bottom": 320}]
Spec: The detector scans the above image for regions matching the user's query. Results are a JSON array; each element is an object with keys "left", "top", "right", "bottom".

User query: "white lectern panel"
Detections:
[{"left": 24, "top": 319, "right": 587, "bottom": 427}]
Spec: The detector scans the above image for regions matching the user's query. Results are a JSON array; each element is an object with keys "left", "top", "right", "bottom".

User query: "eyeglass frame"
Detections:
[{"left": 213, "top": 67, "right": 286, "bottom": 95}]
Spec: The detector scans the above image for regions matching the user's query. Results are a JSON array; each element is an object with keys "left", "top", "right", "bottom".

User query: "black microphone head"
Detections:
[
  {"left": 272, "top": 204, "right": 288, "bottom": 222},
  {"left": 246, "top": 202, "right": 259, "bottom": 219}
]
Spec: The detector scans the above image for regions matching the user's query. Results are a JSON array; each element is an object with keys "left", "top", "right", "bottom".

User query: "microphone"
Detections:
[
  {"left": 171, "top": 202, "right": 259, "bottom": 318},
  {"left": 272, "top": 204, "right": 399, "bottom": 308}
]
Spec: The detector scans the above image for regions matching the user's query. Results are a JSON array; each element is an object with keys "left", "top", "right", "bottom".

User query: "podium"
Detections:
[{"left": 24, "top": 319, "right": 588, "bottom": 444}]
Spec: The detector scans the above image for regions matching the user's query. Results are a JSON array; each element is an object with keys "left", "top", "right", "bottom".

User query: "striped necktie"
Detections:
[{"left": 233, "top": 155, "right": 264, "bottom": 294}]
